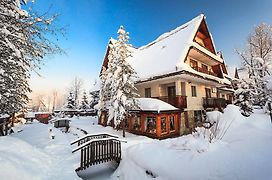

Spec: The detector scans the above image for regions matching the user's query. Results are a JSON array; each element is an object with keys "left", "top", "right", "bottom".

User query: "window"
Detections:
[
  {"left": 161, "top": 117, "right": 167, "bottom": 134},
  {"left": 145, "top": 88, "right": 151, "bottom": 98},
  {"left": 191, "top": 86, "right": 197, "bottom": 97},
  {"left": 145, "top": 116, "right": 156, "bottom": 133},
  {"left": 202, "top": 64, "right": 208, "bottom": 71},
  {"left": 205, "top": 88, "right": 211, "bottom": 98},
  {"left": 190, "top": 59, "right": 198, "bottom": 70},
  {"left": 222, "top": 94, "right": 225, "bottom": 98},
  {"left": 194, "top": 111, "right": 202, "bottom": 122},
  {"left": 132, "top": 115, "right": 141, "bottom": 130},
  {"left": 170, "top": 116, "right": 175, "bottom": 132}
]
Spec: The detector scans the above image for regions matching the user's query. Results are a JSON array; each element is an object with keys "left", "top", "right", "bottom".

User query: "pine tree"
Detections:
[
  {"left": 80, "top": 91, "right": 89, "bottom": 110},
  {"left": 66, "top": 92, "right": 76, "bottom": 110},
  {"left": 234, "top": 79, "right": 254, "bottom": 117},
  {"left": 107, "top": 26, "right": 139, "bottom": 137},
  {"left": 97, "top": 66, "right": 107, "bottom": 116},
  {"left": 0, "top": 0, "right": 62, "bottom": 119},
  {"left": 89, "top": 90, "right": 99, "bottom": 109}
]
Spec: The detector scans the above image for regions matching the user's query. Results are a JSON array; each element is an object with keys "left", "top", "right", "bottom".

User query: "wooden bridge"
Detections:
[{"left": 71, "top": 134, "right": 123, "bottom": 171}]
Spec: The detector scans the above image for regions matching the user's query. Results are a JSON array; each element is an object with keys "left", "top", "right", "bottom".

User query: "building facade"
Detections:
[{"left": 99, "top": 14, "right": 234, "bottom": 137}]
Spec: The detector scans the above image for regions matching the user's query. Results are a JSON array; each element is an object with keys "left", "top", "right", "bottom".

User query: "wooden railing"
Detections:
[
  {"left": 192, "top": 66, "right": 217, "bottom": 77},
  {"left": 154, "top": 95, "right": 187, "bottom": 109},
  {"left": 203, "top": 97, "right": 227, "bottom": 109},
  {"left": 71, "top": 133, "right": 119, "bottom": 146},
  {"left": 71, "top": 134, "right": 122, "bottom": 171}
]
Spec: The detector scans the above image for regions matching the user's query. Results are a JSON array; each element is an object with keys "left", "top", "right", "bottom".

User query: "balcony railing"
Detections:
[
  {"left": 154, "top": 95, "right": 187, "bottom": 109},
  {"left": 192, "top": 66, "right": 217, "bottom": 77},
  {"left": 203, "top": 97, "right": 228, "bottom": 109}
]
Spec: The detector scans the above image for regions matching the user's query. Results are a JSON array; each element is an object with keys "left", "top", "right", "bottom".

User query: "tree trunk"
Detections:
[
  {"left": 122, "top": 120, "right": 126, "bottom": 138},
  {"left": 268, "top": 103, "right": 272, "bottom": 123},
  {"left": 11, "top": 113, "right": 15, "bottom": 127}
]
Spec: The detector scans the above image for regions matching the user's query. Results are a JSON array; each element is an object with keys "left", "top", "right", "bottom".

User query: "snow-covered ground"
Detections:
[
  {"left": 0, "top": 121, "right": 80, "bottom": 180},
  {"left": 1, "top": 105, "right": 272, "bottom": 180}
]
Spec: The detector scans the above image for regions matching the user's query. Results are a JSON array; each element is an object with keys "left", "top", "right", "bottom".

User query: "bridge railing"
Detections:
[
  {"left": 72, "top": 137, "right": 122, "bottom": 171},
  {"left": 71, "top": 133, "right": 119, "bottom": 146}
]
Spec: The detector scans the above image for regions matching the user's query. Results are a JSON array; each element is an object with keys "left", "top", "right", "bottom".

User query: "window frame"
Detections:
[
  {"left": 145, "top": 88, "right": 151, "bottom": 98},
  {"left": 191, "top": 85, "right": 197, "bottom": 97}
]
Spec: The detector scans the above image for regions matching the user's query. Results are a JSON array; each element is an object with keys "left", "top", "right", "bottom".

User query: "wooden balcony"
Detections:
[
  {"left": 192, "top": 66, "right": 217, "bottom": 77},
  {"left": 154, "top": 95, "right": 187, "bottom": 109},
  {"left": 203, "top": 97, "right": 227, "bottom": 109}
]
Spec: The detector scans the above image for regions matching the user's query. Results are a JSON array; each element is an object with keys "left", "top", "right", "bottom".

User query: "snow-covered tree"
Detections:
[
  {"left": 66, "top": 92, "right": 76, "bottom": 110},
  {"left": 97, "top": 66, "right": 107, "bottom": 116},
  {"left": 234, "top": 79, "right": 254, "bottom": 117},
  {"left": 69, "top": 77, "right": 83, "bottom": 108},
  {"left": 0, "top": 0, "right": 62, "bottom": 118},
  {"left": 107, "top": 26, "right": 139, "bottom": 137},
  {"left": 237, "top": 24, "right": 272, "bottom": 106},
  {"left": 89, "top": 90, "right": 99, "bottom": 109},
  {"left": 80, "top": 91, "right": 89, "bottom": 110}
]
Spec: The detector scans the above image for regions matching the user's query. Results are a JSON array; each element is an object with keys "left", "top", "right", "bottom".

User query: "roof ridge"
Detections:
[{"left": 140, "top": 14, "right": 204, "bottom": 50}]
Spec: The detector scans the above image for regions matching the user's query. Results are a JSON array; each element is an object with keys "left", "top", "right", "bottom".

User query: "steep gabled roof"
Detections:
[
  {"left": 128, "top": 14, "right": 205, "bottom": 79},
  {"left": 101, "top": 14, "right": 230, "bottom": 85}
]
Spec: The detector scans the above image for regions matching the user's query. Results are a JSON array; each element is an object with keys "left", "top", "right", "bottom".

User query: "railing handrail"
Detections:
[
  {"left": 72, "top": 137, "right": 125, "bottom": 153},
  {"left": 70, "top": 133, "right": 119, "bottom": 145}
]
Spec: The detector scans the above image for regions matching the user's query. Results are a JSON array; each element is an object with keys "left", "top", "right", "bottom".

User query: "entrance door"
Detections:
[{"left": 168, "top": 86, "right": 176, "bottom": 105}]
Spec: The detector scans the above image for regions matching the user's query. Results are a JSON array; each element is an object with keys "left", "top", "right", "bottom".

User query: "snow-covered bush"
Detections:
[
  {"left": 197, "top": 105, "right": 242, "bottom": 143},
  {"left": 234, "top": 79, "right": 254, "bottom": 117}
]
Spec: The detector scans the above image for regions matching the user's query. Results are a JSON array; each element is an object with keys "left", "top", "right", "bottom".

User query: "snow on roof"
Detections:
[
  {"left": 136, "top": 98, "right": 179, "bottom": 112},
  {"left": 128, "top": 14, "right": 204, "bottom": 79}
]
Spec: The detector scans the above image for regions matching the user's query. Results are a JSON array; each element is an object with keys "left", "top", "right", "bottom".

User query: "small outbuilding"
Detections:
[{"left": 99, "top": 98, "right": 181, "bottom": 139}]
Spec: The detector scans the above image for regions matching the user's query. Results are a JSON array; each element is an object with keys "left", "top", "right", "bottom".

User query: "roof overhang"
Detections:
[{"left": 136, "top": 70, "right": 230, "bottom": 86}]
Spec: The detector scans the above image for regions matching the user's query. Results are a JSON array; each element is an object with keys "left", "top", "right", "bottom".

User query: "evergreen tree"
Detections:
[
  {"left": 234, "top": 79, "right": 254, "bottom": 117},
  {"left": 0, "top": 0, "right": 62, "bottom": 118},
  {"left": 89, "top": 90, "right": 99, "bottom": 109},
  {"left": 80, "top": 91, "right": 89, "bottom": 110},
  {"left": 107, "top": 26, "right": 139, "bottom": 137},
  {"left": 66, "top": 92, "right": 76, "bottom": 110},
  {"left": 97, "top": 66, "right": 107, "bottom": 116}
]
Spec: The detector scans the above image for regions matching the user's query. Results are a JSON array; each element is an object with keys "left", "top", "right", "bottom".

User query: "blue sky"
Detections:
[{"left": 28, "top": 0, "right": 272, "bottom": 95}]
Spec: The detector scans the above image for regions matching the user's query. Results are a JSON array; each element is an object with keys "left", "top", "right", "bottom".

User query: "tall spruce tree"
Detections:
[
  {"left": 98, "top": 66, "right": 107, "bottom": 116},
  {"left": 107, "top": 26, "right": 139, "bottom": 137},
  {"left": 0, "top": 0, "right": 62, "bottom": 119}
]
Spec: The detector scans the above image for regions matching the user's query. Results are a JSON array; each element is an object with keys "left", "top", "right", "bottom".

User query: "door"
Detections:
[{"left": 168, "top": 86, "right": 176, "bottom": 105}]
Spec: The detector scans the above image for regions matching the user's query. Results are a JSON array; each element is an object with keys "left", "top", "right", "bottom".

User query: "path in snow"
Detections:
[{"left": 77, "top": 162, "right": 119, "bottom": 180}]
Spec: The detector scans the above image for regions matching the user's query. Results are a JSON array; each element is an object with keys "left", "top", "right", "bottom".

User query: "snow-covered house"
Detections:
[{"left": 100, "top": 14, "right": 234, "bottom": 136}]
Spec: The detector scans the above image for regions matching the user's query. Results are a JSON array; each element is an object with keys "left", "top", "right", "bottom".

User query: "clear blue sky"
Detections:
[{"left": 28, "top": 0, "right": 272, "bottom": 95}]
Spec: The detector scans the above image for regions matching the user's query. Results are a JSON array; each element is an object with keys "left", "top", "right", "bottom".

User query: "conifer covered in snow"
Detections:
[
  {"left": 80, "top": 91, "right": 89, "bottom": 110},
  {"left": 234, "top": 79, "right": 254, "bottom": 117},
  {"left": 107, "top": 26, "right": 139, "bottom": 131},
  {"left": 97, "top": 66, "right": 107, "bottom": 116},
  {"left": 66, "top": 92, "right": 76, "bottom": 110},
  {"left": 89, "top": 90, "right": 99, "bottom": 109},
  {"left": 0, "top": 0, "right": 62, "bottom": 116}
]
